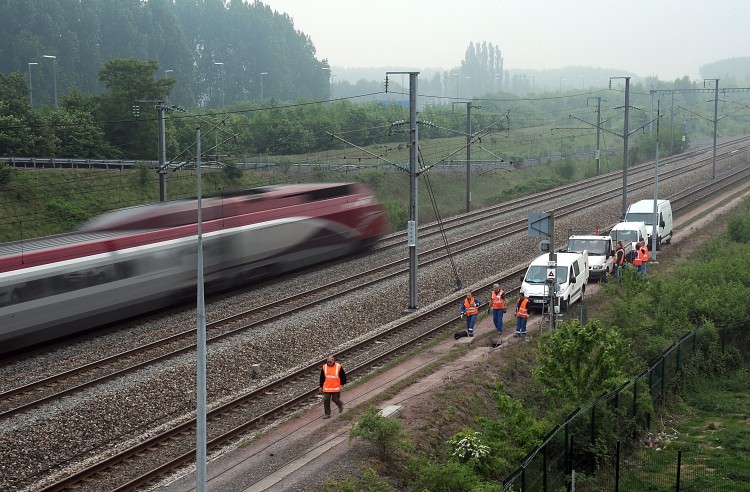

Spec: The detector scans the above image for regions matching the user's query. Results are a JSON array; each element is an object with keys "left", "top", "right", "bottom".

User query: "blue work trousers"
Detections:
[
  {"left": 492, "top": 309, "right": 504, "bottom": 333},
  {"left": 465, "top": 314, "right": 477, "bottom": 334},
  {"left": 516, "top": 316, "right": 528, "bottom": 335}
]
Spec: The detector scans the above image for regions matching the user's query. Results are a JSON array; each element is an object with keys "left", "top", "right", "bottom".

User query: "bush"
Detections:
[
  {"left": 727, "top": 207, "right": 750, "bottom": 243},
  {"left": 350, "top": 406, "right": 406, "bottom": 463},
  {"left": 406, "top": 458, "right": 490, "bottom": 492},
  {"left": 0, "top": 163, "right": 16, "bottom": 186}
]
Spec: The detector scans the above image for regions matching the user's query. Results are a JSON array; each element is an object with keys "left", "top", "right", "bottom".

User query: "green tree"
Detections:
[
  {"left": 534, "top": 319, "right": 629, "bottom": 404},
  {"left": 96, "top": 58, "right": 175, "bottom": 159}
]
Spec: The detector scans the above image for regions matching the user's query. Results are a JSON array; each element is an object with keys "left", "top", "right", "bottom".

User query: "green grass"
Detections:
[
  {"left": 0, "top": 156, "right": 584, "bottom": 242},
  {"left": 616, "top": 368, "right": 750, "bottom": 490}
]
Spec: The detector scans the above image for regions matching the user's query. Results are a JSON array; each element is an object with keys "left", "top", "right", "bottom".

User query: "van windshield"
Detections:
[
  {"left": 568, "top": 239, "right": 606, "bottom": 255},
  {"left": 611, "top": 230, "right": 637, "bottom": 242},
  {"left": 625, "top": 213, "right": 655, "bottom": 225},
  {"left": 524, "top": 265, "right": 569, "bottom": 284}
]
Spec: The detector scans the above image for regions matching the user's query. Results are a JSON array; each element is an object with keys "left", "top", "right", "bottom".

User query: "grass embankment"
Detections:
[{"left": 0, "top": 155, "right": 588, "bottom": 242}]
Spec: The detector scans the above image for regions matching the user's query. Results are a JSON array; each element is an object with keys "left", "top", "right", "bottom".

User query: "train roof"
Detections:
[{"left": 79, "top": 183, "right": 364, "bottom": 232}]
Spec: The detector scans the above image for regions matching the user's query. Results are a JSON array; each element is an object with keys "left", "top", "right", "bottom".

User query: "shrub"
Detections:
[
  {"left": 727, "top": 207, "right": 750, "bottom": 243},
  {"left": 350, "top": 406, "right": 406, "bottom": 463},
  {"left": 0, "top": 163, "right": 16, "bottom": 186}
]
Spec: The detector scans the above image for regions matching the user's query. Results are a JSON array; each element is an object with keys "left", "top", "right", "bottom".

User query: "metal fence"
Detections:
[{"left": 500, "top": 325, "right": 746, "bottom": 492}]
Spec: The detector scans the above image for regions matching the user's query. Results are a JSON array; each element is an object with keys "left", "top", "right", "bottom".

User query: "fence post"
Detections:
[
  {"left": 632, "top": 378, "right": 639, "bottom": 440},
  {"left": 543, "top": 442, "right": 548, "bottom": 492},
  {"left": 591, "top": 402, "right": 596, "bottom": 446},
  {"left": 661, "top": 356, "right": 666, "bottom": 400},
  {"left": 676, "top": 449, "right": 682, "bottom": 491},
  {"left": 615, "top": 441, "right": 621, "bottom": 492}
]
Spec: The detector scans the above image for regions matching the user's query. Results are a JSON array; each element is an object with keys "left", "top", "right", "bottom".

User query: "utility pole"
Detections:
[
  {"left": 588, "top": 97, "right": 603, "bottom": 175},
  {"left": 388, "top": 71, "right": 420, "bottom": 312},
  {"left": 138, "top": 100, "right": 168, "bottom": 201},
  {"left": 195, "top": 126, "right": 207, "bottom": 492},
  {"left": 157, "top": 102, "right": 167, "bottom": 201},
  {"left": 407, "top": 72, "right": 419, "bottom": 311},
  {"left": 652, "top": 100, "right": 660, "bottom": 262},
  {"left": 670, "top": 91, "right": 675, "bottom": 156},
  {"left": 706, "top": 79, "right": 719, "bottom": 179},
  {"left": 466, "top": 102, "right": 472, "bottom": 213},
  {"left": 610, "top": 77, "right": 631, "bottom": 218}
]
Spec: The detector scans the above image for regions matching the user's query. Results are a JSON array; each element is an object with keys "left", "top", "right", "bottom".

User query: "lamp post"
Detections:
[
  {"left": 213, "top": 62, "right": 224, "bottom": 107},
  {"left": 322, "top": 67, "right": 332, "bottom": 99},
  {"left": 165, "top": 69, "right": 174, "bottom": 78},
  {"left": 43, "top": 55, "right": 57, "bottom": 107},
  {"left": 260, "top": 72, "right": 268, "bottom": 100},
  {"left": 27, "top": 62, "right": 38, "bottom": 107}
]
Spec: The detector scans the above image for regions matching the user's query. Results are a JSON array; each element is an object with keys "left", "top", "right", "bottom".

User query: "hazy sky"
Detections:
[{"left": 262, "top": 0, "right": 749, "bottom": 81}]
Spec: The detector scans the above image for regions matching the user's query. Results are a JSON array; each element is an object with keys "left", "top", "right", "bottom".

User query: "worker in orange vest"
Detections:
[
  {"left": 515, "top": 291, "right": 530, "bottom": 337},
  {"left": 613, "top": 241, "right": 626, "bottom": 279},
  {"left": 633, "top": 241, "right": 643, "bottom": 273},
  {"left": 488, "top": 283, "right": 507, "bottom": 335},
  {"left": 638, "top": 241, "right": 649, "bottom": 274},
  {"left": 460, "top": 291, "right": 481, "bottom": 337},
  {"left": 319, "top": 355, "right": 347, "bottom": 419}
]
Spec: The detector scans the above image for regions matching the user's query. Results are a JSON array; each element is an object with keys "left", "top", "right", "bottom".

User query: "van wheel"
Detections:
[
  {"left": 560, "top": 298, "right": 569, "bottom": 311},
  {"left": 665, "top": 231, "right": 672, "bottom": 245}
]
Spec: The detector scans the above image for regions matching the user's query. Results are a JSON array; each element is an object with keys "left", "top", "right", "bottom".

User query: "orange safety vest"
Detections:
[
  {"left": 640, "top": 245, "right": 649, "bottom": 262},
  {"left": 322, "top": 362, "right": 343, "bottom": 393},
  {"left": 615, "top": 247, "right": 625, "bottom": 266},
  {"left": 632, "top": 248, "right": 642, "bottom": 266},
  {"left": 463, "top": 296, "right": 479, "bottom": 316},
  {"left": 516, "top": 297, "right": 529, "bottom": 318},
  {"left": 491, "top": 290, "right": 507, "bottom": 310}
]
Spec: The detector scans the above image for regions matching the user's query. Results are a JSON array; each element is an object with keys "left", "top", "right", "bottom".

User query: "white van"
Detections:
[
  {"left": 624, "top": 199, "right": 673, "bottom": 250},
  {"left": 566, "top": 235, "right": 615, "bottom": 282},
  {"left": 609, "top": 221, "right": 647, "bottom": 258},
  {"left": 521, "top": 252, "right": 589, "bottom": 311}
]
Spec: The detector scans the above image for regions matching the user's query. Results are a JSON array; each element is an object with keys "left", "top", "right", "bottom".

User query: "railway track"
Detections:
[
  {"left": 2, "top": 138, "right": 750, "bottom": 491},
  {"left": 2, "top": 139, "right": 746, "bottom": 420}
]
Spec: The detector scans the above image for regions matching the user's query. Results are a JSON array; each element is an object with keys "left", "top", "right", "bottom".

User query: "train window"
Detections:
[
  {"left": 1, "top": 259, "right": 143, "bottom": 305},
  {"left": 305, "top": 185, "right": 352, "bottom": 202}
]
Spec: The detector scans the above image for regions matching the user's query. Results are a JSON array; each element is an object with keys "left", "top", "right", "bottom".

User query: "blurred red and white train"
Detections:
[{"left": 0, "top": 183, "right": 388, "bottom": 354}]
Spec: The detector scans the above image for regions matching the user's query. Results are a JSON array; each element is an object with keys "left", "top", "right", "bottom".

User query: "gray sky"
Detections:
[{"left": 263, "top": 0, "right": 749, "bottom": 80}]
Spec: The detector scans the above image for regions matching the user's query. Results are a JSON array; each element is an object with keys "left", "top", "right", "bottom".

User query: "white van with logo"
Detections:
[
  {"left": 624, "top": 199, "right": 673, "bottom": 250},
  {"left": 521, "top": 252, "right": 589, "bottom": 312}
]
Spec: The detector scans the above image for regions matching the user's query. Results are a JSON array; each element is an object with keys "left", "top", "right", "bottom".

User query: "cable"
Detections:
[{"left": 419, "top": 146, "right": 463, "bottom": 291}]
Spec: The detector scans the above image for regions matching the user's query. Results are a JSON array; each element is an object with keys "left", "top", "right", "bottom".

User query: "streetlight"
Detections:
[
  {"left": 164, "top": 69, "right": 174, "bottom": 78},
  {"left": 322, "top": 67, "right": 332, "bottom": 98},
  {"left": 260, "top": 72, "right": 268, "bottom": 100},
  {"left": 27, "top": 62, "right": 38, "bottom": 107},
  {"left": 43, "top": 55, "right": 57, "bottom": 107},
  {"left": 213, "top": 62, "right": 224, "bottom": 107}
]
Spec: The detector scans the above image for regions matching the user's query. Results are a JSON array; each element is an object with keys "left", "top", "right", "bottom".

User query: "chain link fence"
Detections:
[{"left": 500, "top": 325, "right": 746, "bottom": 491}]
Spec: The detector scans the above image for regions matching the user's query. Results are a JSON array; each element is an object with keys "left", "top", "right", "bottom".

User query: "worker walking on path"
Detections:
[
  {"left": 515, "top": 291, "right": 529, "bottom": 337},
  {"left": 319, "top": 355, "right": 347, "bottom": 419},
  {"left": 461, "top": 291, "right": 481, "bottom": 337},
  {"left": 488, "top": 284, "right": 507, "bottom": 335}
]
